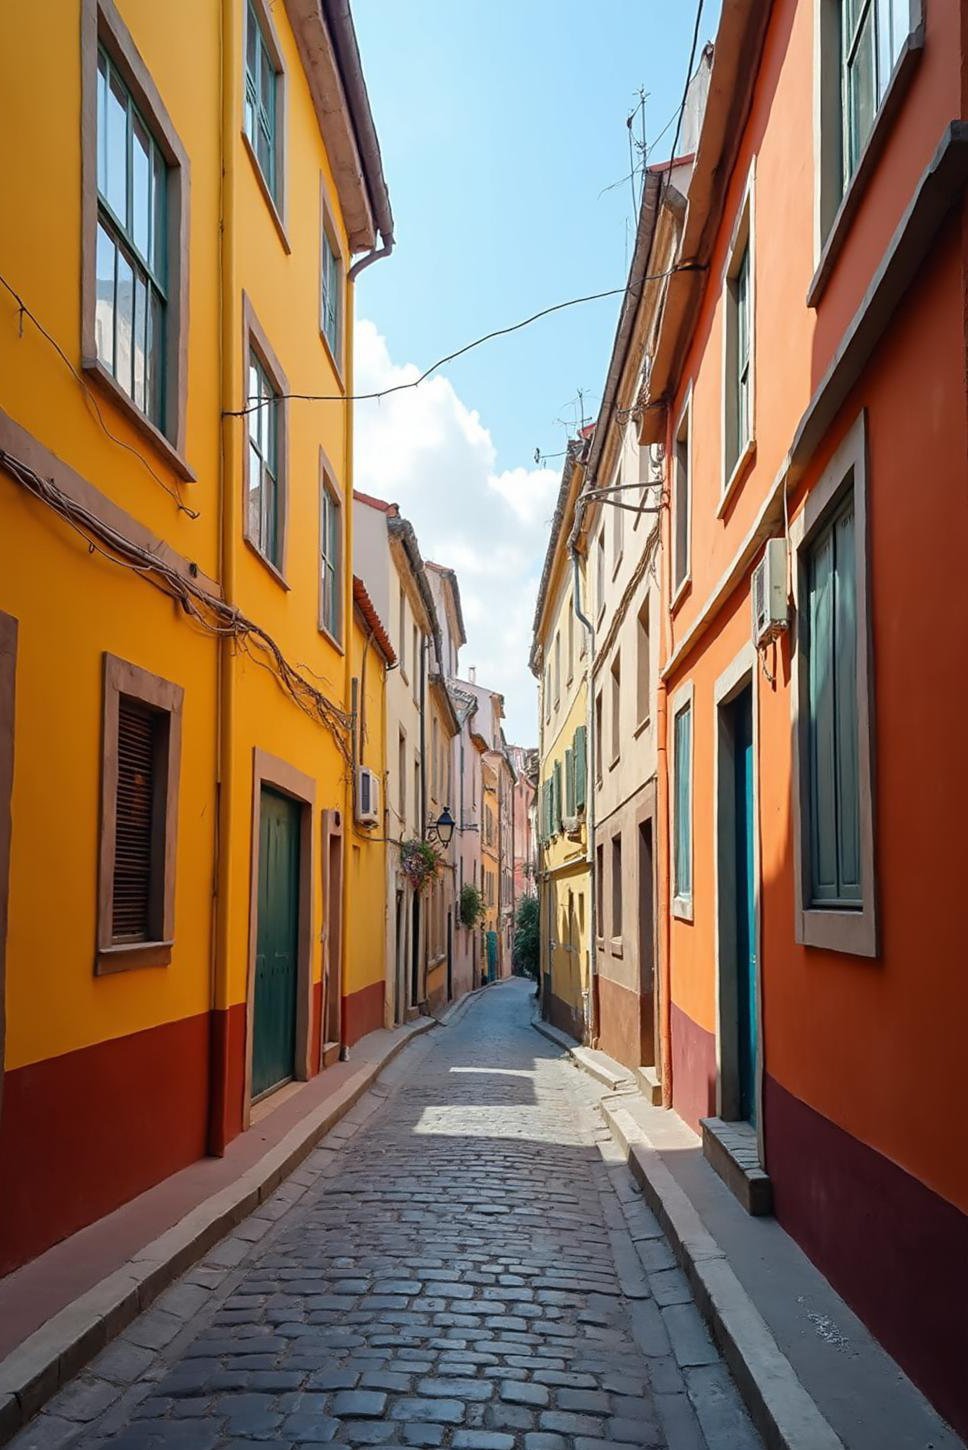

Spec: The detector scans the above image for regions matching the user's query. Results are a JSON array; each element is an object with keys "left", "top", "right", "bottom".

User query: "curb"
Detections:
[
  {"left": 601, "top": 1098, "right": 844, "bottom": 1450},
  {"left": 0, "top": 1009, "right": 446, "bottom": 1445},
  {"left": 530, "top": 1012, "right": 635, "bottom": 1094}
]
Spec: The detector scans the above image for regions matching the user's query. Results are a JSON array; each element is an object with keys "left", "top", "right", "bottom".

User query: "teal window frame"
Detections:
[
  {"left": 806, "top": 492, "right": 861, "bottom": 907},
  {"left": 245, "top": 0, "right": 280, "bottom": 200},
  {"left": 247, "top": 349, "right": 281, "bottom": 567},
  {"left": 321, "top": 225, "right": 343, "bottom": 364},
  {"left": 95, "top": 45, "right": 168, "bottom": 428},
  {"left": 319, "top": 475, "right": 342, "bottom": 642}
]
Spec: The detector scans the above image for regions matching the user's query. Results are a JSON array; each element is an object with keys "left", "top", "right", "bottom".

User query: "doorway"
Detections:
[
  {"left": 320, "top": 810, "right": 343, "bottom": 1067},
  {"left": 410, "top": 893, "right": 421, "bottom": 1007},
  {"left": 716, "top": 679, "right": 758, "bottom": 1125},
  {"left": 252, "top": 787, "right": 300, "bottom": 1100},
  {"left": 637, "top": 819, "right": 657, "bottom": 1067}
]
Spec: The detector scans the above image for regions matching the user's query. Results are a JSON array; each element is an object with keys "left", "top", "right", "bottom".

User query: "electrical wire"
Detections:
[
  {"left": 0, "top": 272, "right": 199, "bottom": 518},
  {"left": 223, "top": 267, "right": 701, "bottom": 419}
]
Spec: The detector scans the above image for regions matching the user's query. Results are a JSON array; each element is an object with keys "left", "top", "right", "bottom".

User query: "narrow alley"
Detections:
[{"left": 20, "top": 982, "right": 759, "bottom": 1450}]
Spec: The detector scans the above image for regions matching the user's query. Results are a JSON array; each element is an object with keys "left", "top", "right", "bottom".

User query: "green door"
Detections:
[{"left": 252, "top": 788, "right": 300, "bottom": 1099}]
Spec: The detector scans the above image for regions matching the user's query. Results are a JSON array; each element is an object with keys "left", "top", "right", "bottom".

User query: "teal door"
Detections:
[
  {"left": 253, "top": 788, "right": 300, "bottom": 1099},
  {"left": 732, "top": 689, "right": 758, "bottom": 1124}
]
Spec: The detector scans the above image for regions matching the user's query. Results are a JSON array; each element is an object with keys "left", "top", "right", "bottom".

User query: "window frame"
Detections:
[
  {"left": 610, "top": 832, "right": 623, "bottom": 954},
  {"left": 242, "top": 0, "right": 288, "bottom": 246},
  {"left": 635, "top": 596, "right": 651, "bottom": 734},
  {"left": 609, "top": 651, "right": 621, "bottom": 768},
  {"left": 791, "top": 410, "right": 877, "bottom": 956},
  {"left": 672, "top": 386, "right": 692, "bottom": 605},
  {"left": 809, "top": 0, "right": 924, "bottom": 306},
  {"left": 97, "top": 652, "right": 183, "bottom": 973},
  {"left": 242, "top": 295, "right": 289, "bottom": 584},
  {"left": 721, "top": 163, "right": 756, "bottom": 512},
  {"left": 318, "top": 455, "right": 343, "bottom": 647},
  {"left": 611, "top": 458, "right": 624, "bottom": 579},
  {"left": 319, "top": 179, "right": 346, "bottom": 378},
  {"left": 670, "top": 681, "right": 695, "bottom": 922},
  {"left": 80, "top": 0, "right": 192, "bottom": 478}
]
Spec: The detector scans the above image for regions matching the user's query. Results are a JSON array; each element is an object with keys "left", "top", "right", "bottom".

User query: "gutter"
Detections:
[{"left": 321, "top": 0, "right": 394, "bottom": 258}]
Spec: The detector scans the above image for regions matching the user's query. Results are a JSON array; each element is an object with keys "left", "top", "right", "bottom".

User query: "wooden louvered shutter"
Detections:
[
  {"left": 113, "top": 697, "right": 160, "bottom": 942},
  {"left": 565, "top": 747, "right": 575, "bottom": 816},
  {"left": 553, "top": 760, "right": 562, "bottom": 834},
  {"left": 574, "top": 725, "right": 587, "bottom": 811}
]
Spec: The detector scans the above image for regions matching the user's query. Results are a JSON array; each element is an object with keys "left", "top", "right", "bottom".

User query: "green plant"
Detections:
[
  {"left": 512, "top": 894, "right": 540, "bottom": 979},
  {"left": 399, "top": 837, "right": 443, "bottom": 894},
  {"left": 459, "top": 882, "right": 485, "bottom": 929}
]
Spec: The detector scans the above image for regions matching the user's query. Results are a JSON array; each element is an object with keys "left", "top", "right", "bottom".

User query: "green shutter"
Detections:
[
  {"left": 807, "top": 494, "right": 860, "bottom": 905},
  {"left": 553, "top": 761, "right": 562, "bottom": 834},
  {"left": 574, "top": 725, "right": 587, "bottom": 811},
  {"left": 565, "top": 747, "right": 575, "bottom": 817},
  {"left": 674, "top": 704, "right": 692, "bottom": 897}
]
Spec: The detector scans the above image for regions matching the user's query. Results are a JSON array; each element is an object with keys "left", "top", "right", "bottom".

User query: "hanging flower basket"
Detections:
[{"left": 400, "top": 837, "right": 443, "bottom": 894}]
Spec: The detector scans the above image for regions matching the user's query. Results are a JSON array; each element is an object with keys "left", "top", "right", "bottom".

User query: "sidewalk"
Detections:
[
  {"left": 0, "top": 986, "right": 491, "bottom": 1443},
  {"left": 532, "top": 1016, "right": 962, "bottom": 1450}
]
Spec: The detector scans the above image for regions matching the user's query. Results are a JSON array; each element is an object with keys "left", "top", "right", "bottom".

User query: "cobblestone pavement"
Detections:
[{"left": 17, "top": 980, "right": 760, "bottom": 1450}]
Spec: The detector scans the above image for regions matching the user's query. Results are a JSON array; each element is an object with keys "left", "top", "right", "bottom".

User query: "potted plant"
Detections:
[{"left": 399, "top": 837, "right": 443, "bottom": 894}]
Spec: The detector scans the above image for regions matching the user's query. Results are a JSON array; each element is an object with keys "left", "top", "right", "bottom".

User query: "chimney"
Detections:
[{"left": 469, "top": 667, "right": 476, "bottom": 684}]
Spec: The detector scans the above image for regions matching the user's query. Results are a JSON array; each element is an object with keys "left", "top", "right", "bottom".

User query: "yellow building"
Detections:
[
  {"left": 530, "top": 441, "right": 592, "bottom": 1040},
  {"left": 0, "top": 0, "right": 392, "bottom": 1274}
]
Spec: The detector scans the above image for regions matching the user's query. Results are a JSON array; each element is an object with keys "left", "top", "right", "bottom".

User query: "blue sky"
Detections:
[{"left": 352, "top": 1, "right": 720, "bottom": 743}]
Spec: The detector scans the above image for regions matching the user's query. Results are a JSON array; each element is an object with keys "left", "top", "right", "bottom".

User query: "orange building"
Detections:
[{"left": 641, "top": 0, "right": 968, "bottom": 1433}]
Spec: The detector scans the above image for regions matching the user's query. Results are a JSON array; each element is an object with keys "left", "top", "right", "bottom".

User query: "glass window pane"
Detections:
[
  {"left": 132, "top": 116, "right": 150, "bottom": 259},
  {"left": 248, "top": 442, "right": 263, "bottom": 541},
  {"left": 95, "top": 223, "right": 116, "bottom": 372},
  {"left": 115, "top": 250, "right": 134, "bottom": 397},
  {"left": 151, "top": 146, "right": 167, "bottom": 282},
  {"left": 833, "top": 505, "right": 861, "bottom": 897},
  {"left": 133, "top": 272, "right": 147, "bottom": 410},
  {"left": 260, "top": 49, "right": 274, "bottom": 122},
  {"left": 808, "top": 527, "right": 838, "bottom": 900},
  {"left": 847, "top": 9, "right": 876, "bottom": 177},
  {"left": 105, "top": 67, "right": 128, "bottom": 221},
  {"left": 146, "top": 286, "right": 164, "bottom": 426},
  {"left": 246, "top": 6, "right": 257, "bottom": 79},
  {"left": 97, "top": 53, "right": 108, "bottom": 196},
  {"left": 256, "top": 123, "right": 272, "bottom": 187}
]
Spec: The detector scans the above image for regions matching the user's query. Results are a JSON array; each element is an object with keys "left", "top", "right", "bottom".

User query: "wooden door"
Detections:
[
  {"left": 253, "top": 788, "right": 299, "bottom": 1099},
  {"left": 638, "top": 820, "right": 657, "bottom": 1066}
]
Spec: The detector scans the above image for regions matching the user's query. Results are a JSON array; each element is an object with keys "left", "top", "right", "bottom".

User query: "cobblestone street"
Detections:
[{"left": 19, "top": 981, "right": 760, "bottom": 1450}]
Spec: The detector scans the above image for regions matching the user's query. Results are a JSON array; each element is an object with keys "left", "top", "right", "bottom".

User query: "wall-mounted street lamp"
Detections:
[{"left": 426, "top": 806, "right": 455, "bottom": 848}]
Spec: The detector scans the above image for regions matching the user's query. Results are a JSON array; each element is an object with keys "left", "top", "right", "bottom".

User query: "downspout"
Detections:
[
  {"left": 209, "top": 0, "right": 238, "bottom": 1156},
  {"left": 571, "top": 546, "right": 598, "bottom": 1045},
  {"left": 656, "top": 440, "right": 673, "bottom": 1108},
  {"left": 348, "top": 239, "right": 393, "bottom": 282},
  {"left": 339, "top": 290, "right": 356, "bottom": 1057}
]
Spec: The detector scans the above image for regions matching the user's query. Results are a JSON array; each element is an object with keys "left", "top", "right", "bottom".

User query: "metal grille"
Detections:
[{"left": 113, "top": 698, "right": 157, "bottom": 942}]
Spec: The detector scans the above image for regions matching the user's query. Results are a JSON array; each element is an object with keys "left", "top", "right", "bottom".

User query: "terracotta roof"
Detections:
[
  {"left": 353, "top": 489, "right": 398, "bottom": 516},
  {"left": 353, "top": 575, "right": 396, "bottom": 665}
]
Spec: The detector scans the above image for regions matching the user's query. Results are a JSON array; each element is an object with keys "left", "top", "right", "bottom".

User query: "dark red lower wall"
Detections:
[
  {"left": 208, "top": 1002, "right": 246, "bottom": 1152},
  {"left": 765, "top": 1075, "right": 968, "bottom": 1440},
  {"left": 595, "top": 973, "right": 641, "bottom": 1071},
  {"left": 343, "top": 980, "right": 384, "bottom": 1046},
  {"left": 546, "top": 991, "right": 582, "bottom": 1042},
  {"left": 670, "top": 1000, "right": 716, "bottom": 1130},
  {"left": 0, "top": 1012, "right": 210, "bottom": 1276}
]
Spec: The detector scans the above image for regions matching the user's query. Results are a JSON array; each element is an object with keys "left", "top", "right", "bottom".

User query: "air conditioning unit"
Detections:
[
  {"left": 751, "top": 539, "right": 788, "bottom": 647},
  {"left": 355, "top": 766, "right": 380, "bottom": 827}
]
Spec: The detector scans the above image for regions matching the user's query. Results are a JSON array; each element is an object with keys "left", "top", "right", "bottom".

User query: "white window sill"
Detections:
[
  {"left": 671, "top": 573, "right": 692, "bottom": 614},
  {"left": 807, "top": 28, "right": 923, "bottom": 309},
  {"left": 718, "top": 436, "right": 756, "bottom": 517},
  {"left": 633, "top": 715, "right": 651, "bottom": 739},
  {"left": 672, "top": 893, "right": 694, "bottom": 923}
]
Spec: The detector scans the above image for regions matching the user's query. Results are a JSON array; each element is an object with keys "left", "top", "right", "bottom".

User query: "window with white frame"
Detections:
[
  {"left": 673, "top": 394, "right": 691, "bottom": 596},
  {"left": 672, "top": 687, "right": 693, "bottom": 918},
  {"left": 246, "top": 348, "right": 281, "bottom": 566},
  {"left": 841, "top": 0, "right": 912, "bottom": 186},
  {"left": 792, "top": 411, "right": 876, "bottom": 956},
  {"left": 723, "top": 176, "right": 754, "bottom": 492},
  {"left": 321, "top": 219, "right": 342, "bottom": 363},
  {"left": 319, "top": 474, "right": 341, "bottom": 641}
]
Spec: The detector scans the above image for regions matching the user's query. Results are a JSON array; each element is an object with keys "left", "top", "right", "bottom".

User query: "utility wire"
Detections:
[
  {"left": 224, "top": 267, "right": 700, "bottom": 419},
  {"left": 0, "top": 271, "right": 199, "bottom": 518}
]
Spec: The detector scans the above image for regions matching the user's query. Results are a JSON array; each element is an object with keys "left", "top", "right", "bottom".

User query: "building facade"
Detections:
[
  {"left": 0, "top": 0, "right": 392, "bottom": 1273},
  {"left": 638, "top": 1, "right": 968, "bottom": 1433}
]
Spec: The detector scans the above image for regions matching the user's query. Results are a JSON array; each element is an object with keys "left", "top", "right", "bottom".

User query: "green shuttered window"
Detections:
[
  {"left": 574, "top": 724, "right": 587, "bottom": 812},
  {"left": 673, "top": 702, "right": 692, "bottom": 900},
  {"left": 553, "top": 761, "right": 563, "bottom": 834},
  {"left": 807, "top": 493, "right": 860, "bottom": 906},
  {"left": 565, "top": 747, "right": 575, "bottom": 817}
]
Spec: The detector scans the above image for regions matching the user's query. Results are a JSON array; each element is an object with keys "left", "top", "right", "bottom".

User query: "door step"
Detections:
[
  {"left": 634, "top": 1065, "right": 662, "bottom": 1105},
  {"left": 320, "top": 1040, "right": 341, "bottom": 1069},
  {"left": 700, "top": 1115, "right": 772, "bottom": 1215}
]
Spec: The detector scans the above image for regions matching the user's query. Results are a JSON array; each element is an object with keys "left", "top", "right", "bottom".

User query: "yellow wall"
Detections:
[
  {"left": 345, "top": 609, "right": 387, "bottom": 1014},
  {"left": 538, "top": 682, "right": 590, "bottom": 1031}
]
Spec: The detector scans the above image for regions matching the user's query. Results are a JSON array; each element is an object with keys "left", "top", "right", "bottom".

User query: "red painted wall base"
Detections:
[{"left": 670, "top": 1000, "right": 716, "bottom": 1130}]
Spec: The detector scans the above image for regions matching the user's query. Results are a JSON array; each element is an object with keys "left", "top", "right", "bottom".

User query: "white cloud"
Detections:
[{"left": 354, "top": 319, "right": 556, "bottom": 744}]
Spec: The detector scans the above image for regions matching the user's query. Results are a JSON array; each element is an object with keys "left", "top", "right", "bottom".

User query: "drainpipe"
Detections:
[
  {"left": 656, "top": 448, "right": 673, "bottom": 1109},
  {"left": 339, "top": 298, "right": 356, "bottom": 1059},
  {"left": 348, "top": 240, "right": 393, "bottom": 283},
  {"left": 571, "top": 549, "right": 598, "bottom": 1045}
]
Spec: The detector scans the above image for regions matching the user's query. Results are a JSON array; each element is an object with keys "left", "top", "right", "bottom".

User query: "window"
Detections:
[
  {"left": 673, "top": 393, "right": 691, "bottom": 596},
  {"left": 412, "top": 627, "right": 419, "bottom": 702},
  {"left": 94, "top": 47, "right": 167, "bottom": 430},
  {"left": 545, "top": 665, "right": 551, "bottom": 722},
  {"left": 414, "top": 758, "right": 421, "bottom": 830},
  {"left": 432, "top": 718, "right": 439, "bottom": 801},
  {"left": 611, "top": 835, "right": 623, "bottom": 941},
  {"left": 792, "top": 412, "right": 876, "bottom": 955},
  {"left": 566, "top": 606, "right": 574, "bottom": 683},
  {"left": 554, "top": 633, "right": 561, "bottom": 705},
  {"left": 723, "top": 174, "right": 754, "bottom": 495},
  {"left": 319, "top": 474, "right": 341, "bottom": 641},
  {"left": 595, "top": 690, "right": 603, "bottom": 783},
  {"left": 565, "top": 747, "right": 575, "bottom": 818},
  {"left": 574, "top": 724, "right": 587, "bottom": 813},
  {"left": 612, "top": 462, "right": 624, "bottom": 569},
  {"left": 398, "top": 731, "right": 406, "bottom": 825},
  {"left": 636, "top": 601, "right": 650, "bottom": 727},
  {"left": 841, "top": 0, "right": 909, "bottom": 185},
  {"left": 596, "top": 529, "right": 606, "bottom": 618},
  {"left": 398, "top": 588, "right": 406, "bottom": 675},
  {"left": 610, "top": 653, "right": 621, "bottom": 765},
  {"left": 246, "top": 348, "right": 282, "bottom": 568},
  {"left": 672, "top": 688, "right": 693, "bottom": 918},
  {"left": 245, "top": 0, "right": 281, "bottom": 204},
  {"left": 596, "top": 843, "right": 604, "bottom": 938},
  {"left": 321, "top": 218, "right": 343, "bottom": 364},
  {"left": 98, "top": 654, "right": 183, "bottom": 972}
]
